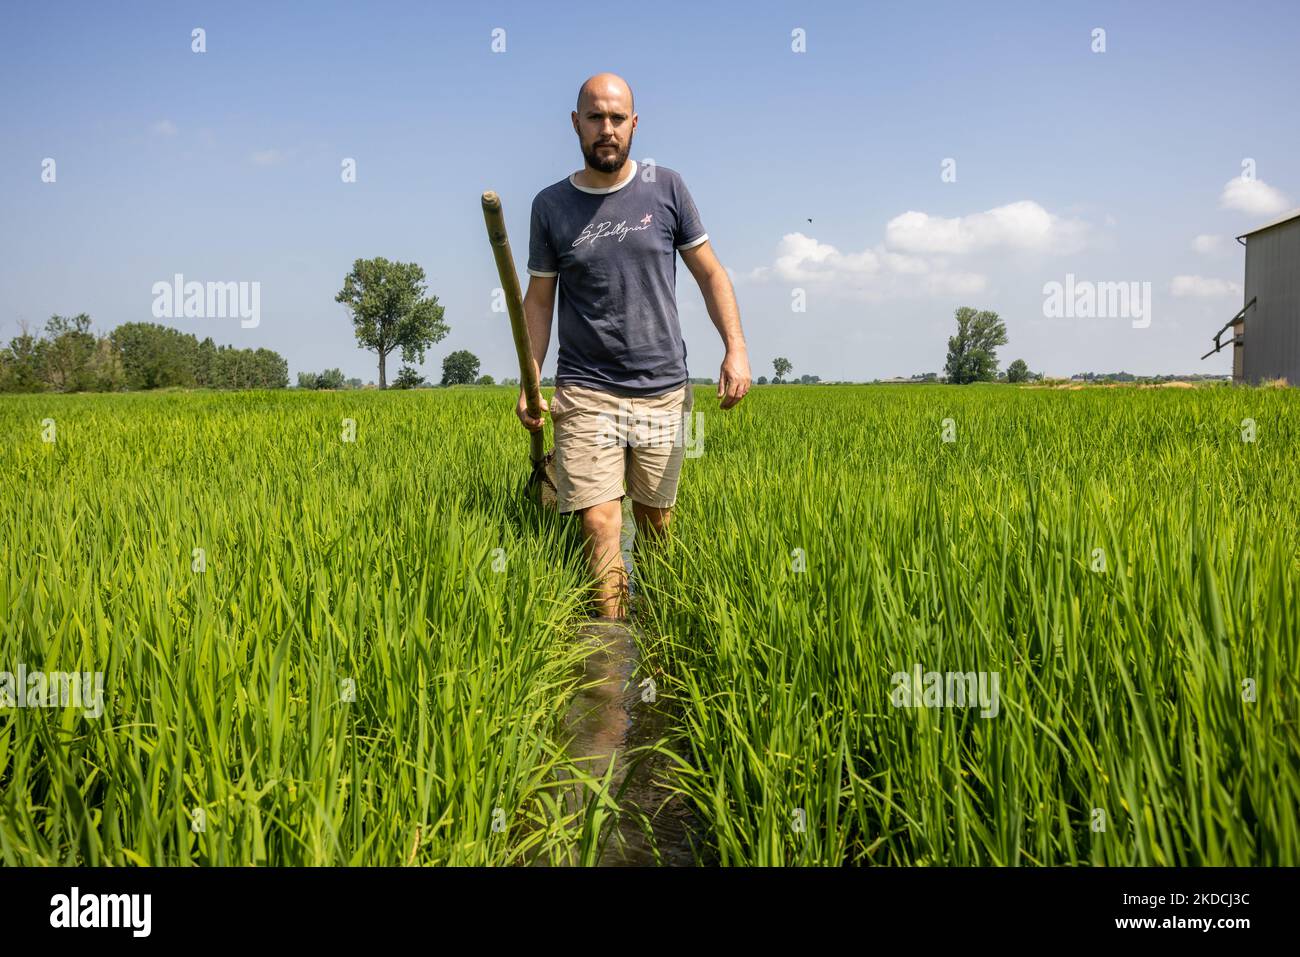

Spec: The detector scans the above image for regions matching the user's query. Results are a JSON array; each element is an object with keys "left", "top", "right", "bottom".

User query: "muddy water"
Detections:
[{"left": 554, "top": 501, "right": 712, "bottom": 866}]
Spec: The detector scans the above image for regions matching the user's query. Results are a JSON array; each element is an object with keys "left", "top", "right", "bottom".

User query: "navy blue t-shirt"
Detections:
[{"left": 526, "top": 161, "right": 708, "bottom": 396}]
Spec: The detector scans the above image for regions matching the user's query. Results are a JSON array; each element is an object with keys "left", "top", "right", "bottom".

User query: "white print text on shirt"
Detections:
[{"left": 571, "top": 214, "right": 654, "bottom": 248}]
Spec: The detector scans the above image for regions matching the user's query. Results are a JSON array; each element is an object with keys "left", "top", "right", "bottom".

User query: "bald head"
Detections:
[
  {"left": 576, "top": 72, "right": 634, "bottom": 114},
  {"left": 571, "top": 73, "right": 637, "bottom": 175}
]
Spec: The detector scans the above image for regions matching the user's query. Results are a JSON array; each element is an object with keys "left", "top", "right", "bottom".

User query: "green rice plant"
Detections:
[
  {"left": 3, "top": 383, "right": 1296, "bottom": 867},
  {"left": 0, "top": 388, "right": 611, "bottom": 865},
  {"left": 634, "top": 383, "right": 1299, "bottom": 865}
]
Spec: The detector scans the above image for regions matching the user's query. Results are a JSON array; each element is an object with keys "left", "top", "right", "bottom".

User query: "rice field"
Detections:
[{"left": 1, "top": 383, "right": 1297, "bottom": 865}]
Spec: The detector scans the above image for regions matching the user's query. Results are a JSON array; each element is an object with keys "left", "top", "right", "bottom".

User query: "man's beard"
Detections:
[{"left": 583, "top": 134, "right": 632, "bottom": 173}]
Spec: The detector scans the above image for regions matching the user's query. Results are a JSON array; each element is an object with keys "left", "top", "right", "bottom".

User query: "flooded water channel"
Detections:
[{"left": 552, "top": 501, "right": 713, "bottom": 865}]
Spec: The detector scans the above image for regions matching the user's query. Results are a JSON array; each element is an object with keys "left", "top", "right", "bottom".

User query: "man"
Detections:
[{"left": 517, "top": 72, "right": 751, "bottom": 620}]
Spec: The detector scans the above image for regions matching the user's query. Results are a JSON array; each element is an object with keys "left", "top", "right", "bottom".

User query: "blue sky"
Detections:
[{"left": 3, "top": 0, "right": 1297, "bottom": 382}]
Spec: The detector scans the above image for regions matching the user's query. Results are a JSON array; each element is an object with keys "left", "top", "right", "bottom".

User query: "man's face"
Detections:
[{"left": 572, "top": 92, "right": 636, "bottom": 173}]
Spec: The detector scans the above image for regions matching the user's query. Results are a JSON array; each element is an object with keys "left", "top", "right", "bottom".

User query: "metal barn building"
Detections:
[{"left": 1203, "top": 209, "right": 1300, "bottom": 384}]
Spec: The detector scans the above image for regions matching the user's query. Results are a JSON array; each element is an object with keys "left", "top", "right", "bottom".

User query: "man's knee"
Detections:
[{"left": 579, "top": 497, "right": 624, "bottom": 540}]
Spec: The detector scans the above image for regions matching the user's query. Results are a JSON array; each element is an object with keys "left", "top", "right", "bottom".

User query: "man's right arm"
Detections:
[{"left": 516, "top": 274, "right": 556, "bottom": 431}]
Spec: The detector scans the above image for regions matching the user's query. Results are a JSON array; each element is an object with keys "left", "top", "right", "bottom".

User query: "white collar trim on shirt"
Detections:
[{"left": 569, "top": 159, "right": 638, "bottom": 194}]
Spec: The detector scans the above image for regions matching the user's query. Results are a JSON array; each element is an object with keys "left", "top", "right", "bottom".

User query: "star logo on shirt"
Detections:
[{"left": 640, "top": 213, "right": 653, "bottom": 226}]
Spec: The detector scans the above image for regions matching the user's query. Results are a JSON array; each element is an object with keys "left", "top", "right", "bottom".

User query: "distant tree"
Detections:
[
  {"left": 476, "top": 374, "right": 495, "bottom": 386},
  {"left": 41, "top": 314, "right": 97, "bottom": 391},
  {"left": 299, "top": 367, "right": 345, "bottom": 389},
  {"left": 111, "top": 322, "right": 198, "bottom": 389},
  {"left": 1006, "top": 358, "right": 1030, "bottom": 383},
  {"left": 501, "top": 376, "right": 519, "bottom": 387},
  {"left": 772, "top": 357, "right": 792, "bottom": 383},
  {"left": 346, "top": 377, "right": 363, "bottom": 389},
  {"left": 798, "top": 374, "right": 820, "bottom": 384},
  {"left": 0, "top": 323, "right": 48, "bottom": 393},
  {"left": 540, "top": 376, "right": 555, "bottom": 387},
  {"left": 944, "top": 307, "right": 1008, "bottom": 384},
  {"left": 441, "top": 350, "right": 480, "bottom": 386},
  {"left": 394, "top": 365, "right": 426, "bottom": 389},
  {"left": 217, "top": 345, "right": 248, "bottom": 389},
  {"left": 263, "top": 350, "right": 289, "bottom": 388},
  {"left": 757, "top": 375, "right": 768, "bottom": 385},
  {"left": 194, "top": 336, "right": 219, "bottom": 387},
  {"left": 317, "top": 368, "right": 346, "bottom": 389},
  {"left": 84, "top": 336, "right": 125, "bottom": 391},
  {"left": 335, "top": 257, "right": 449, "bottom": 389}
]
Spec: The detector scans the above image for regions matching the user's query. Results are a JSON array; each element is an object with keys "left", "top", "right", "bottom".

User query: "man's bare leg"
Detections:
[
  {"left": 578, "top": 497, "right": 628, "bottom": 618},
  {"left": 631, "top": 501, "right": 672, "bottom": 539},
  {"left": 627, "top": 502, "right": 672, "bottom": 614}
]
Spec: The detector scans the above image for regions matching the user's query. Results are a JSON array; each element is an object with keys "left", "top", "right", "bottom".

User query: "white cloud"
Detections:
[
  {"left": 747, "top": 198, "right": 1090, "bottom": 301},
  {"left": 250, "top": 148, "right": 287, "bottom": 166},
  {"left": 1219, "top": 177, "right": 1291, "bottom": 217},
  {"left": 748, "top": 232, "right": 985, "bottom": 299},
  {"left": 1192, "top": 234, "right": 1227, "bottom": 255},
  {"left": 1170, "top": 275, "right": 1242, "bottom": 298},
  {"left": 752, "top": 233, "right": 880, "bottom": 282},
  {"left": 884, "top": 200, "right": 1087, "bottom": 255},
  {"left": 151, "top": 120, "right": 177, "bottom": 136}
]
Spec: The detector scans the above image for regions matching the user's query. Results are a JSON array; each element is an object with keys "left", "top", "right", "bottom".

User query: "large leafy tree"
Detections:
[
  {"left": 440, "top": 350, "right": 480, "bottom": 387},
  {"left": 943, "top": 307, "right": 1008, "bottom": 384},
  {"left": 335, "top": 258, "right": 448, "bottom": 389},
  {"left": 772, "top": 356, "right": 792, "bottom": 383}
]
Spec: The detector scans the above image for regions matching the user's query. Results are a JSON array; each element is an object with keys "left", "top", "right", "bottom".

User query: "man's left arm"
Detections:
[{"left": 680, "top": 240, "right": 751, "bottom": 409}]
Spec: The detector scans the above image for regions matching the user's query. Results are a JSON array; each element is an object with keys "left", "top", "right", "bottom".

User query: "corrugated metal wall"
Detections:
[{"left": 1243, "top": 219, "right": 1300, "bottom": 384}]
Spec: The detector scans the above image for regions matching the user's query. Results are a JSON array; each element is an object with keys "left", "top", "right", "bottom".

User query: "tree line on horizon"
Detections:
[{"left": 0, "top": 315, "right": 288, "bottom": 393}]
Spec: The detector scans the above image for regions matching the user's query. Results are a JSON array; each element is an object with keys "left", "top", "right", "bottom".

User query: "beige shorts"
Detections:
[{"left": 550, "top": 382, "right": 695, "bottom": 514}]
